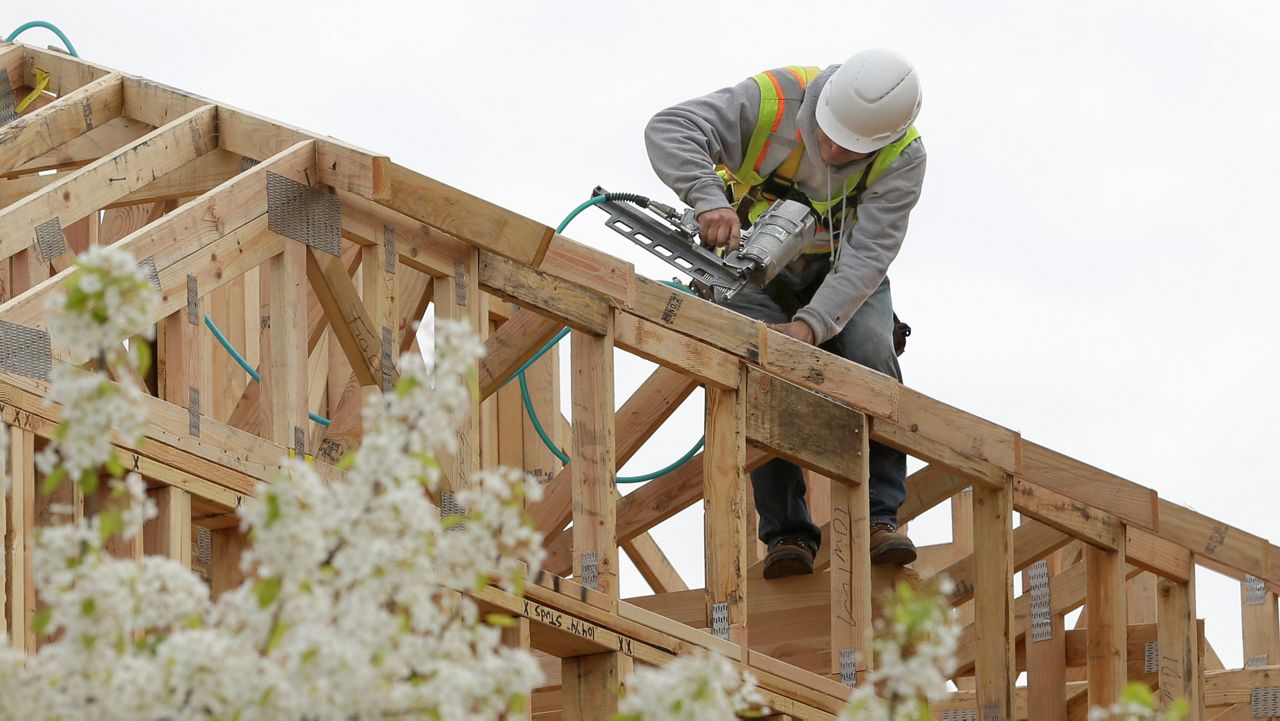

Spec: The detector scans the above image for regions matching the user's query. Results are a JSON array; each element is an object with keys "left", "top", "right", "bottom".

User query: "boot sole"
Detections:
[
  {"left": 763, "top": 550, "right": 815, "bottom": 579},
  {"left": 871, "top": 540, "right": 918, "bottom": 566}
]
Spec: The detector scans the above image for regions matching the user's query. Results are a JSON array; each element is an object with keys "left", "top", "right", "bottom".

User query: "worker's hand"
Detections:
[
  {"left": 697, "top": 208, "right": 741, "bottom": 252},
  {"left": 768, "top": 319, "right": 815, "bottom": 345}
]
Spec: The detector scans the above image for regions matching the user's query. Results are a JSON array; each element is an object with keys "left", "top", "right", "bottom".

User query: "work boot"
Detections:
[
  {"left": 870, "top": 523, "right": 917, "bottom": 566},
  {"left": 762, "top": 536, "right": 818, "bottom": 579}
]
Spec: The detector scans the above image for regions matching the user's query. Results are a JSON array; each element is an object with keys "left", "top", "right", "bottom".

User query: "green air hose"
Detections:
[
  {"left": 204, "top": 314, "right": 331, "bottom": 427},
  {"left": 6, "top": 21, "right": 79, "bottom": 56},
  {"left": 509, "top": 194, "right": 705, "bottom": 484}
]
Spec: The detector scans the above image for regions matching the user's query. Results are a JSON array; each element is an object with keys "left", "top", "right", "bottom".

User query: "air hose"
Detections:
[
  {"left": 205, "top": 314, "right": 331, "bottom": 427},
  {"left": 509, "top": 193, "right": 705, "bottom": 484},
  {"left": 6, "top": 21, "right": 79, "bottom": 56}
]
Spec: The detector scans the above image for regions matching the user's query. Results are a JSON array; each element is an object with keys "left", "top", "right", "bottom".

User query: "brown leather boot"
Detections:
[
  {"left": 762, "top": 536, "right": 818, "bottom": 579},
  {"left": 870, "top": 523, "right": 917, "bottom": 566}
]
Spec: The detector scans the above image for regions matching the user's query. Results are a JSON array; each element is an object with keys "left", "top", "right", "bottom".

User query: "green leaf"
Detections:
[
  {"left": 266, "top": 621, "right": 288, "bottom": 652},
  {"left": 441, "top": 515, "right": 464, "bottom": 530},
  {"left": 31, "top": 608, "right": 52, "bottom": 636},
  {"left": 336, "top": 452, "right": 357, "bottom": 471},
  {"left": 40, "top": 466, "right": 68, "bottom": 495},
  {"left": 484, "top": 613, "right": 517, "bottom": 628},
  {"left": 508, "top": 694, "right": 526, "bottom": 714},
  {"left": 130, "top": 337, "right": 152, "bottom": 376},
  {"left": 255, "top": 577, "right": 282, "bottom": 608},
  {"left": 265, "top": 491, "right": 281, "bottom": 526},
  {"left": 105, "top": 453, "right": 125, "bottom": 479},
  {"left": 99, "top": 508, "right": 123, "bottom": 540},
  {"left": 80, "top": 598, "right": 96, "bottom": 617}
]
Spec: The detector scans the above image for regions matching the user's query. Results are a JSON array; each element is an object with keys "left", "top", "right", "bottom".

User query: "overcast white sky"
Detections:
[{"left": 11, "top": 0, "right": 1279, "bottom": 669}]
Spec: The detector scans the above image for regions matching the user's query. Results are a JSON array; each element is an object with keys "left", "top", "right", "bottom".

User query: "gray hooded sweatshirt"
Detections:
[{"left": 643, "top": 65, "right": 926, "bottom": 345}]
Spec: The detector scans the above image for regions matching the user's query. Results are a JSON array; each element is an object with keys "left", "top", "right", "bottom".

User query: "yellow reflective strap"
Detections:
[
  {"left": 737, "top": 73, "right": 782, "bottom": 187},
  {"left": 15, "top": 69, "right": 50, "bottom": 114}
]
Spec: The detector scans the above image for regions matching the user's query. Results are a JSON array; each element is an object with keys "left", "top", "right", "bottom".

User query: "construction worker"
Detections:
[{"left": 644, "top": 49, "right": 925, "bottom": 578}]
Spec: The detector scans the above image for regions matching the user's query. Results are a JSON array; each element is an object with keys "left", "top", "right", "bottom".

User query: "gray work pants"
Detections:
[{"left": 720, "top": 256, "right": 907, "bottom": 549}]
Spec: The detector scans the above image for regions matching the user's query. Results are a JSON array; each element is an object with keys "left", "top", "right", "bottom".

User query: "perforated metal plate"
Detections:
[
  {"left": 1247, "top": 575, "right": 1268, "bottom": 606},
  {"left": 0, "top": 320, "right": 52, "bottom": 381},
  {"left": 711, "top": 602, "right": 729, "bottom": 641},
  {"left": 1029, "top": 559, "right": 1052, "bottom": 642},
  {"left": 186, "top": 275, "right": 199, "bottom": 324},
  {"left": 383, "top": 226, "right": 397, "bottom": 274},
  {"left": 240, "top": 157, "right": 260, "bottom": 172},
  {"left": 1252, "top": 686, "right": 1280, "bottom": 718},
  {"left": 35, "top": 217, "right": 67, "bottom": 262},
  {"left": 195, "top": 526, "right": 212, "bottom": 567},
  {"left": 942, "top": 711, "right": 977, "bottom": 721},
  {"left": 188, "top": 387, "right": 200, "bottom": 437},
  {"left": 0, "top": 70, "right": 18, "bottom": 125},
  {"left": 137, "top": 256, "right": 161, "bottom": 292},
  {"left": 265, "top": 172, "right": 341, "bottom": 256},
  {"left": 580, "top": 550, "right": 599, "bottom": 590},
  {"left": 293, "top": 425, "right": 305, "bottom": 456},
  {"left": 381, "top": 326, "right": 393, "bottom": 393},
  {"left": 441, "top": 491, "right": 465, "bottom": 532},
  {"left": 1144, "top": 641, "right": 1159, "bottom": 673},
  {"left": 1247, "top": 653, "right": 1271, "bottom": 668},
  {"left": 839, "top": 648, "right": 856, "bottom": 687},
  {"left": 453, "top": 259, "right": 468, "bottom": 306},
  {"left": 983, "top": 703, "right": 1002, "bottom": 721}
]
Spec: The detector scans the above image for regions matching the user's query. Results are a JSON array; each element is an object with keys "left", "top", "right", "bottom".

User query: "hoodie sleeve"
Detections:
[
  {"left": 793, "top": 140, "right": 927, "bottom": 345},
  {"left": 644, "top": 78, "right": 761, "bottom": 216}
]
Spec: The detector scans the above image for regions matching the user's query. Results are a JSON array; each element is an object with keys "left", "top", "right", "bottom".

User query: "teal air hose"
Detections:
[
  {"left": 510, "top": 195, "right": 705, "bottom": 484},
  {"left": 6, "top": 21, "right": 79, "bottom": 56},
  {"left": 204, "top": 314, "right": 331, "bottom": 427}
]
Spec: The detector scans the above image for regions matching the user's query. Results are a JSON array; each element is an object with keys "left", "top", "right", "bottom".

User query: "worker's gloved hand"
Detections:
[
  {"left": 768, "top": 319, "right": 815, "bottom": 345},
  {"left": 697, "top": 208, "right": 741, "bottom": 252}
]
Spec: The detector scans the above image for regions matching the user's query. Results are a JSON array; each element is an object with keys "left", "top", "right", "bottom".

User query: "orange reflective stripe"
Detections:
[
  {"left": 764, "top": 71, "right": 787, "bottom": 132},
  {"left": 753, "top": 138, "right": 773, "bottom": 173},
  {"left": 784, "top": 66, "right": 807, "bottom": 87}
]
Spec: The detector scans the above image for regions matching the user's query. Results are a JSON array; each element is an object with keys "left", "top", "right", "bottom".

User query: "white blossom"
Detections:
[{"left": 617, "top": 651, "right": 767, "bottom": 721}]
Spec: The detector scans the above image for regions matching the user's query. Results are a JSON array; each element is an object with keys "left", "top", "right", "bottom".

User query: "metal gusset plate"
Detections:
[
  {"left": 441, "top": 491, "right": 465, "bottom": 532},
  {"left": 0, "top": 70, "right": 18, "bottom": 126},
  {"left": 839, "top": 648, "right": 857, "bottom": 687},
  {"left": 0, "top": 320, "right": 52, "bottom": 381},
  {"left": 137, "top": 256, "right": 162, "bottom": 292},
  {"left": 711, "top": 602, "right": 730, "bottom": 641},
  {"left": 266, "top": 172, "right": 341, "bottom": 256},
  {"left": 579, "top": 550, "right": 599, "bottom": 590},
  {"left": 1251, "top": 686, "right": 1280, "bottom": 718},
  {"left": 942, "top": 710, "right": 977, "bottom": 721},
  {"left": 1246, "top": 575, "right": 1267, "bottom": 606},
  {"left": 35, "top": 217, "right": 68, "bottom": 262},
  {"left": 1029, "top": 559, "right": 1053, "bottom": 642}
]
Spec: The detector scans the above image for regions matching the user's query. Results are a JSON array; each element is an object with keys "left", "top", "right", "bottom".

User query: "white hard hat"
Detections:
[{"left": 815, "top": 49, "right": 922, "bottom": 154}]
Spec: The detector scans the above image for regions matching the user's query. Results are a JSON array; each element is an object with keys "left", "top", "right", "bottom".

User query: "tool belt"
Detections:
[{"left": 763, "top": 256, "right": 911, "bottom": 357}]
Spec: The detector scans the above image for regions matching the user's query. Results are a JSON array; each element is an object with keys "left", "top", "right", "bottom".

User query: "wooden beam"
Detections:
[
  {"left": 1159, "top": 499, "right": 1272, "bottom": 582},
  {"left": 0, "top": 72, "right": 123, "bottom": 175},
  {"left": 478, "top": 250, "right": 611, "bottom": 336},
  {"left": 9, "top": 115, "right": 150, "bottom": 177},
  {"left": 360, "top": 226, "right": 398, "bottom": 394},
  {"left": 1086, "top": 538, "right": 1128, "bottom": 709},
  {"left": 1241, "top": 575, "right": 1280, "bottom": 668},
  {"left": 1026, "top": 553, "right": 1068, "bottom": 721},
  {"left": 1021, "top": 440, "right": 1157, "bottom": 531},
  {"left": 0, "top": 103, "right": 217, "bottom": 262},
  {"left": 436, "top": 247, "right": 481, "bottom": 489},
  {"left": 1158, "top": 564, "right": 1203, "bottom": 720},
  {"left": 972, "top": 482, "right": 1015, "bottom": 719},
  {"left": 478, "top": 307, "right": 562, "bottom": 399},
  {"left": 143, "top": 486, "right": 192, "bottom": 567},
  {"left": 306, "top": 247, "right": 384, "bottom": 388},
  {"left": 561, "top": 652, "right": 631, "bottom": 721},
  {"left": 1013, "top": 476, "right": 1123, "bottom": 551},
  {"left": 570, "top": 318, "right": 618, "bottom": 603},
  {"left": 383, "top": 162, "right": 554, "bottom": 267},
  {"left": 829, "top": 412, "right": 872, "bottom": 687},
  {"left": 621, "top": 533, "right": 688, "bottom": 594},
  {"left": 744, "top": 366, "right": 868, "bottom": 485},
  {"left": 4, "top": 426, "right": 35, "bottom": 651},
  {"left": 704, "top": 377, "right": 748, "bottom": 652},
  {"left": 615, "top": 310, "right": 738, "bottom": 389},
  {"left": 264, "top": 240, "right": 308, "bottom": 449}
]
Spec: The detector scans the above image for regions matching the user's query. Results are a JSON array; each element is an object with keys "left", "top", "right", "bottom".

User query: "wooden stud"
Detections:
[
  {"left": 265, "top": 240, "right": 308, "bottom": 449},
  {"left": 621, "top": 533, "right": 688, "bottom": 594},
  {"left": 0, "top": 72, "right": 123, "bottom": 175},
  {"left": 143, "top": 486, "right": 192, "bottom": 567},
  {"left": 1086, "top": 538, "right": 1129, "bottom": 709},
  {"left": 569, "top": 316, "right": 617, "bottom": 604},
  {"left": 210, "top": 527, "right": 248, "bottom": 599},
  {"left": 1158, "top": 567, "right": 1203, "bottom": 720},
  {"left": 704, "top": 377, "right": 748, "bottom": 652},
  {"left": 829, "top": 411, "right": 872, "bottom": 686},
  {"left": 5, "top": 427, "right": 35, "bottom": 651},
  {"left": 435, "top": 247, "right": 481, "bottom": 489},
  {"left": 1026, "top": 552, "right": 1068, "bottom": 721},
  {"left": 561, "top": 652, "right": 632, "bottom": 721},
  {"left": 972, "top": 481, "right": 1016, "bottom": 719},
  {"left": 1240, "top": 575, "right": 1279, "bottom": 668},
  {"left": 306, "top": 247, "right": 386, "bottom": 389}
]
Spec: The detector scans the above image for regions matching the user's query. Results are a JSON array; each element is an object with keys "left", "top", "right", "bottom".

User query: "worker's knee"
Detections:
[{"left": 828, "top": 314, "right": 899, "bottom": 378}]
